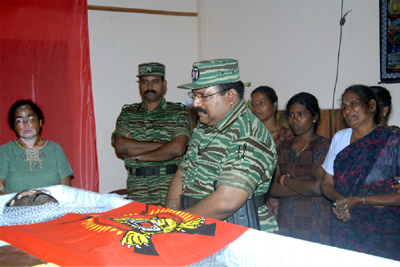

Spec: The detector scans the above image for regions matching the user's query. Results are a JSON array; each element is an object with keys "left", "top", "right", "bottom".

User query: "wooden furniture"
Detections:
[
  {"left": 0, "top": 244, "right": 50, "bottom": 266},
  {"left": 108, "top": 188, "right": 128, "bottom": 199},
  {"left": 189, "top": 108, "right": 347, "bottom": 140}
]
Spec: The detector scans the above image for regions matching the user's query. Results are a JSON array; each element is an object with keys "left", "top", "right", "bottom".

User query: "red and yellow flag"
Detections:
[{"left": 0, "top": 202, "right": 248, "bottom": 266}]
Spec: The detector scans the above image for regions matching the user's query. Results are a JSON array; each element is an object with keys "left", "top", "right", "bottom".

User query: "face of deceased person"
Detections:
[{"left": 6, "top": 190, "right": 58, "bottom": 207}]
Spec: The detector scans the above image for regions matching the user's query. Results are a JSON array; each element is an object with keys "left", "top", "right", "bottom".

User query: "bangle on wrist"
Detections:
[
  {"left": 279, "top": 175, "right": 285, "bottom": 185},
  {"left": 363, "top": 196, "right": 367, "bottom": 206},
  {"left": 280, "top": 174, "right": 290, "bottom": 186}
]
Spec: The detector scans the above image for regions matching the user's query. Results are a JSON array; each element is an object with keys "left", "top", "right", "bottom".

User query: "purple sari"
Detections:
[{"left": 331, "top": 127, "right": 400, "bottom": 261}]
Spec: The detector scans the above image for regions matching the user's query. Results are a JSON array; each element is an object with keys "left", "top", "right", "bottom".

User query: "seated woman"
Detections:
[
  {"left": 0, "top": 100, "right": 73, "bottom": 195},
  {"left": 321, "top": 85, "right": 400, "bottom": 261},
  {"left": 370, "top": 85, "right": 400, "bottom": 135},
  {"left": 270, "top": 92, "right": 331, "bottom": 245},
  {"left": 251, "top": 86, "right": 294, "bottom": 232}
]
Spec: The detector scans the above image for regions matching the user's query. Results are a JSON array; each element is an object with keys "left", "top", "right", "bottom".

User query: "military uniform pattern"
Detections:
[
  {"left": 180, "top": 101, "right": 277, "bottom": 231},
  {"left": 112, "top": 97, "right": 190, "bottom": 206}
]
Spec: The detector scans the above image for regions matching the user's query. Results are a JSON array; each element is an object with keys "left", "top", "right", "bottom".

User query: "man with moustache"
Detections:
[
  {"left": 112, "top": 62, "right": 190, "bottom": 207},
  {"left": 165, "top": 59, "right": 277, "bottom": 230}
]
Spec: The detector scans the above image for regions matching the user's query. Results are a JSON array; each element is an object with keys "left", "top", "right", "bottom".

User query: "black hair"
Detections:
[
  {"left": 341, "top": 84, "right": 381, "bottom": 125},
  {"left": 217, "top": 81, "right": 245, "bottom": 99},
  {"left": 286, "top": 92, "right": 321, "bottom": 132},
  {"left": 370, "top": 86, "right": 391, "bottom": 119},
  {"left": 8, "top": 100, "right": 44, "bottom": 130},
  {"left": 5, "top": 190, "right": 58, "bottom": 207},
  {"left": 251, "top": 86, "right": 278, "bottom": 116}
]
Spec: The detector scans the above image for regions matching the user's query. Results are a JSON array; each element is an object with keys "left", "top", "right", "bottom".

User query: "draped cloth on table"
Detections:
[
  {"left": 0, "top": 201, "right": 248, "bottom": 266},
  {"left": 0, "top": 0, "right": 98, "bottom": 191}
]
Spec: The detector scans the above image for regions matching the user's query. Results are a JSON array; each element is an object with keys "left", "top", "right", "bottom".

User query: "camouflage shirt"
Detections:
[
  {"left": 180, "top": 101, "right": 277, "bottom": 228},
  {"left": 112, "top": 97, "right": 190, "bottom": 168}
]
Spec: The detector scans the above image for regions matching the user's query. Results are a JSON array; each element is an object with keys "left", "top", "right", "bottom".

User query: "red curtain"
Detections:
[{"left": 0, "top": 0, "right": 99, "bottom": 192}]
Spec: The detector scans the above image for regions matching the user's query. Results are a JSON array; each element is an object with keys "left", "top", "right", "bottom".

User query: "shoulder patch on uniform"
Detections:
[
  {"left": 122, "top": 103, "right": 140, "bottom": 110},
  {"left": 166, "top": 101, "right": 187, "bottom": 110}
]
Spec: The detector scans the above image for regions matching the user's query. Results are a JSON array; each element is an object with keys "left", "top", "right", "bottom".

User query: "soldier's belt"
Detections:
[{"left": 130, "top": 164, "right": 178, "bottom": 177}]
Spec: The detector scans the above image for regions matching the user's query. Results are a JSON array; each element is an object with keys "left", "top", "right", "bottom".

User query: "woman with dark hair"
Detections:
[
  {"left": 251, "top": 86, "right": 294, "bottom": 145},
  {"left": 251, "top": 86, "right": 294, "bottom": 232},
  {"left": 370, "top": 85, "right": 400, "bottom": 135},
  {"left": 321, "top": 85, "right": 400, "bottom": 260},
  {"left": 0, "top": 100, "right": 73, "bottom": 195},
  {"left": 270, "top": 92, "right": 331, "bottom": 245}
]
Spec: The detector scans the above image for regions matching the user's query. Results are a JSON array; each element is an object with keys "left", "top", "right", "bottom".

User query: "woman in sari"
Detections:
[
  {"left": 251, "top": 86, "right": 294, "bottom": 232},
  {"left": 321, "top": 85, "right": 400, "bottom": 261},
  {"left": 270, "top": 92, "right": 331, "bottom": 245}
]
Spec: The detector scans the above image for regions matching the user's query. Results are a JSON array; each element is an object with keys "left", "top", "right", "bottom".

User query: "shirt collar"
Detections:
[{"left": 136, "top": 97, "right": 166, "bottom": 112}]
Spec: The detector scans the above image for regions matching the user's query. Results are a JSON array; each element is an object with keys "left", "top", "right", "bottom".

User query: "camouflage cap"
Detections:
[
  {"left": 178, "top": 58, "right": 240, "bottom": 90},
  {"left": 136, "top": 62, "right": 165, "bottom": 77}
]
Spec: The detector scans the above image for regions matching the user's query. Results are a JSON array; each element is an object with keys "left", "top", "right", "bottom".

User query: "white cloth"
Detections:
[
  {"left": 321, "top": 128, "right": 352, "bottom": 175},
  {"left": 191, "top": 229, "right": 399, "bottom": 266},
  {"left": 1, "top": 185, "right": 398, "bottom": 266},
  {"left": 0, "top": 185, "right": 132, "bottom": 226}
]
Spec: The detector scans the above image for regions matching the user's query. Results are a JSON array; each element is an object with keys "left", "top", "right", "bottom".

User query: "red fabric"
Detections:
[
  {"left": 0, "top": 202, "right": 248, "bottom": 266},
  {"left": 0, "top": 0, "right": 99, "bottom": 191}
]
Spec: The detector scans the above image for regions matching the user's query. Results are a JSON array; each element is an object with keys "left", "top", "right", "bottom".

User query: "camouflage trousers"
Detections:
[
  {"left": 259, "top": 205, "right": 279, "bottom": 233},
  {"left": 127, "top": 166, "right": 174, "bottom": 207}
]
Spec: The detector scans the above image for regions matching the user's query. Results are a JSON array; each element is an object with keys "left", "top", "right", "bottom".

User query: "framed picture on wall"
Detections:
[{"left": 380, "top": 0, "right": 400, "bottom": 83}]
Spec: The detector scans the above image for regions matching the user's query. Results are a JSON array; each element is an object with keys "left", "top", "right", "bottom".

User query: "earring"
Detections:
[{"left": 313, "top": 120, "right": 316, "bottom": 123}]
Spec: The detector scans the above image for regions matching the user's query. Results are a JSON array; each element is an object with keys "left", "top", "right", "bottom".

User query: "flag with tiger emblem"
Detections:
[{"left": 0, "top": 201, "right": 248, "bottom": 266}]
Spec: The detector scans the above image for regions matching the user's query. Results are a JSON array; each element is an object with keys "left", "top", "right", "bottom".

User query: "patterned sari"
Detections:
[{"left": 331, "top": 127, "right": 400, "bottom": 261}]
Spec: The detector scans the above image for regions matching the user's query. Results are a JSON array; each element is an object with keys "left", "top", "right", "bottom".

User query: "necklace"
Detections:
[
  {"left": 18, "top": 137, "right": 42, "bottom": 149},
  {"left": 17, "top": 137, "right": 43, "bottom": 173},
  {"left": 295, "top": 134, "right": 316, "bottom": 157},
  {"left": 271, "top": 120, "right": 280, "bottom": 136},
  {"left": 198, "top": 130, "right": 220, "bottom": 155}
]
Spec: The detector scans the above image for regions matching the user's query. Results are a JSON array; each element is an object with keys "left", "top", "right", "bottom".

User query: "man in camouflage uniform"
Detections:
[
  {"left": 112, "top": 62, "right": 190, "bottom": 207},
  {"left": 165, "top": 59, "right": 277, "bottom": 231}
]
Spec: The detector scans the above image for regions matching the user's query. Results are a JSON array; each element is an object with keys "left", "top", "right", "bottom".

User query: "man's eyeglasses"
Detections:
[
  {"left": 15, "top": 117, "right": 38, "bottom": 125},
  {"left": 188, "top": 91, "right": 220, "bottom": 101}
]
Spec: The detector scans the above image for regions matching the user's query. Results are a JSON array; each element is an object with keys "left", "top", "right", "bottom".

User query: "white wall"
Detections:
[
  {"left": 199, "top": 0, "right": 399, "bottom": 114},
  {"left": 88, "top": 0, "right": 198, "bottom": 193},
  {"left": 89, "top": 0, "right": 399, "bottom": 193}
]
